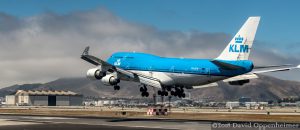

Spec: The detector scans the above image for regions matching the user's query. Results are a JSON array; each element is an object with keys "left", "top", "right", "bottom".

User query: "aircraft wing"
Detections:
[
  {"left": 81, "top": 46, "right": 162, "bottom": 88},
  {"left": 81, "top": 46, "right": 112, "bottom": 66}
]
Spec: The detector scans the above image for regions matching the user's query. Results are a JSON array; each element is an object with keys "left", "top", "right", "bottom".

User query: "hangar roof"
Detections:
[{"left": 14, "top": 90, "right": 81, "bottom": 96}]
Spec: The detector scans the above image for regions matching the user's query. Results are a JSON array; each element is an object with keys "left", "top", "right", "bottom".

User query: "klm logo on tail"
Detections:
[{"left": 229, "top": 35, "right": 249, "bottom": 53}]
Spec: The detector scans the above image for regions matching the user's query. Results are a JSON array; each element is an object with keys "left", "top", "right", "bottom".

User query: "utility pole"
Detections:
[
  {"left": 152, "top": 87, "right": 157, "bottom": 106},
  {"left": 153, "top": 94, "right": 156, "bottom": 105},
  {"left": 168, "top": 95, "right": 171, "bottom": 114}
]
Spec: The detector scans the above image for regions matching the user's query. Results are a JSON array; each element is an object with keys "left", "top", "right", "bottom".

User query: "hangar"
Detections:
[{"left": 6, "top": 90, "right": 83, "bottom": 106}]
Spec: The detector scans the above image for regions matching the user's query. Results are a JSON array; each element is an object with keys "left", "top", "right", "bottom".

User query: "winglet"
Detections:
[{"left": 82, "top": 46, "right": 90, "bottom": 56}]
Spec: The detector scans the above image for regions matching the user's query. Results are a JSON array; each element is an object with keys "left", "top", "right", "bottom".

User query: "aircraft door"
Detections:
[
  {"left": 201, "top": 68, "right": 210, "bottom": 77},
  {"left": 170, "top": 66, "right": 175, "bottom": 72}
]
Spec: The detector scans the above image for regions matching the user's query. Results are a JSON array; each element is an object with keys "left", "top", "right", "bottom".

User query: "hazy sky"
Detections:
[{"left": 0, "top": 0, "right": 299, "bottom": 88}]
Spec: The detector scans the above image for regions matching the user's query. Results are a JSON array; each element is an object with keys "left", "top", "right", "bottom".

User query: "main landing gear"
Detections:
[
  {"left": 157, "top": 90, "right": 168, "bottom": 96},
  {"left": 140, "top": 85, "right": 149, "bottom": 97},
  {"left": 158, "top": 86, "right": 186, "bottom": 98},
  {"left": 172, "top": 87, "right": 185, "bottom": 98}
]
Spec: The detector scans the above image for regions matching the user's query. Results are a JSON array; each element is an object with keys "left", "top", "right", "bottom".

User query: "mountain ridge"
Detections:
[{"left": 1, "top": 75, "right": 300, "bottom": 101}]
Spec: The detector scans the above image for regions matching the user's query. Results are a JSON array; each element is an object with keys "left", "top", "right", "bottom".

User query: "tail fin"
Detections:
[{"left": 216, "top": 17, "right": 260, "bottom": 60}]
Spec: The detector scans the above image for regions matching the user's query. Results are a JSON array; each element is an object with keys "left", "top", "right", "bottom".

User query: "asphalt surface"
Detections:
[
  {"left": 1, "top": 115, "right": 300, "bottom": 130},
  {"left": 0, "top": 115, "right": 210, "bottom": 130},
  {"left": 0, "top": 123, "right": 174, "bottom": 130}
]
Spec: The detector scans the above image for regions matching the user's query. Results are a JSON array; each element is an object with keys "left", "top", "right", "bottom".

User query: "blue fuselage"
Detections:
[{"left": 107, "top": 52, "right": 253, "bottom": 77}]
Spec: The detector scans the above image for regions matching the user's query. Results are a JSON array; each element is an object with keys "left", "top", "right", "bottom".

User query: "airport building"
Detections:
[
  {"left": 226, "top": 101, "right": 240, "bottom": 109},
  {"left": 5, "top": 90, "right": 83, "bottom": 106}
]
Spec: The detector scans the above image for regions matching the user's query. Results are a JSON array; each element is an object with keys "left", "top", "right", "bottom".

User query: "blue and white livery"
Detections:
[{"left": 81, "top": 17, "right": 300, "bottom": 98}]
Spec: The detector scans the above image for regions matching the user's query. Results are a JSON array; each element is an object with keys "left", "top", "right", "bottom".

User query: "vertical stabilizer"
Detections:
[{"left": 216, "top": 17, "right": 260, "bottom": 60}]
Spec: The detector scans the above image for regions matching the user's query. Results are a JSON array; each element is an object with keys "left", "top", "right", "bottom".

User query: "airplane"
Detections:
[{"left": 81, "top": 16, "right": 300, "bottom": 98}]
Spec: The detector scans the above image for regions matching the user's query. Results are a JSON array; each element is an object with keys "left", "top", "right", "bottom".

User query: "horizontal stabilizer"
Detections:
[
  {"left": 254, "top": 64, "right": 292, "bottom": 69},
  {"left": 252, "top": 64, "right": 300, "bottom": 74}
]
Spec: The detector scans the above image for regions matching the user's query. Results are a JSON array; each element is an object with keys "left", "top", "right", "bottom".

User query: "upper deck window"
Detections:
[
  {"left": 125, "top": 57, "right": 134, "bottom": 59},
  {"left": 114, "top": 56, "right": 123, "bottom": 58},
  {"left": 114, "top": 56, "right": 134, "bottom": 59}
]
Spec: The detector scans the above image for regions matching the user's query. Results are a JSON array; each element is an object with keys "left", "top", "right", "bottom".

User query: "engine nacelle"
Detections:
[
  {"left": 86, "top": 68, "right": 106, "bottom": 80},
  {"left": 101, "top": 74, "right": 120, "bottom": 86},
  {"left": 228, "top": 79, "right": 250, "bottom": 85}
]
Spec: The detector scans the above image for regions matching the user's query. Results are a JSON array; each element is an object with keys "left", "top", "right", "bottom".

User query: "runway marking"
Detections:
[
  {"left": 4, "top": 116, "right": 181, "bottom": 130},
  {"left": 0, "top": 119, "right": 40, "bottom": 126},
  {"left": 20, "top": 116, "right": 77, "bottom": 120}
]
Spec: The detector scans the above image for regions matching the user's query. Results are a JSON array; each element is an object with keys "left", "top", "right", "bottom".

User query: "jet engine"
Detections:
[
  {"left": 228, "top": 79, "right": 250, "bottom": 85},
  {"left": 101, "top": 74, "right": 120, "bottom": 86},
  {"left": 86, "top": 68, "right": 106, "bottom": 80}
]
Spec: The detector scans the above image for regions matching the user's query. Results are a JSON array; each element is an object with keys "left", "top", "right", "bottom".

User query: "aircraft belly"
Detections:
[
  {"left": 129, "top": 70, "right": 174, "bottom": 85},
  {"left": 128, "top": 70, "right": 227, "bottom": 86},
  {"left": 167, "top": 73, "right": 226, "bottom": 86}
]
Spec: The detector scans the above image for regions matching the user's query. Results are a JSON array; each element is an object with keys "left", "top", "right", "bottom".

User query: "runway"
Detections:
[
  {"left": 0, "top": 115, "right": 210, "bottom": 130},
  {"left": 0, "top": 123, "right": 175, "bottom": 130},
  {"left": 0, "top": 115, "right": 299, "bottom": 130}
]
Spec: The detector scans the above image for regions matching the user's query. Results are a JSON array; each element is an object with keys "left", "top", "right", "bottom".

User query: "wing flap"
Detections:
[{"left": 138, "top": 76, "right": 162, "bottom": 88}]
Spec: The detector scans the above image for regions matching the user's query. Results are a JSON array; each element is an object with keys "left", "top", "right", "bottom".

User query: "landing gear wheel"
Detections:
[
  {"left": 140, "top": 87, "right": 144, "bottom": 92},
  {"left": 141, "top": 92, "right": 145, "bottom": 97},
  {"left": 171, "top": 91, "right": 175, "bottom": 96},
  {"left": 178, "top": 94, "right": 182, "bottom": 98},
  {"left": 141, "top": 92, "right": 149, "bottom": 97},
  {"left": 166, "top": 87, "right": 171, "bottom": 91},
  {"left": 163, "top": 91, "right": 168, "bottom": 96},
  {"left": 158, "top": 90, "right": 162, "bottom": 96},
  {"left": 175, "top": 91, "right": 181, "bottom": 96},
  {"left": 181, "top": 93, "right": 186, "bottom": 98},
  {"left": 114, "top": 85, "right": 120, "bottom": 90},
  {"left": 175, "top": 88, "right": 180, "bottom": 93},
  {"left": 173, "top": 93, "right": 177, "bottom": 97},
  {"left": 145, "top": 92, "right": 149, "bottom": 97}
]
